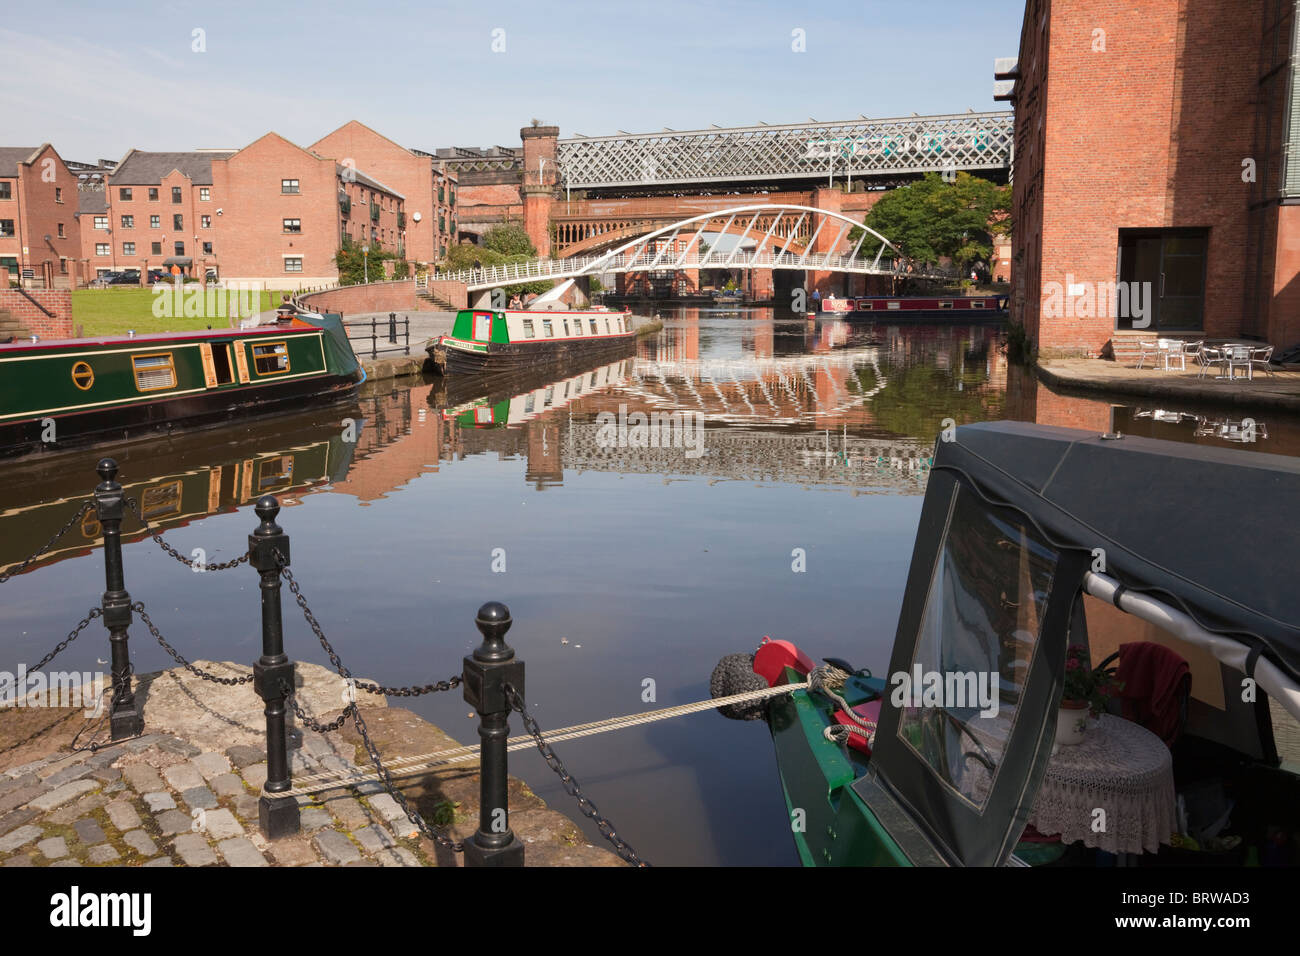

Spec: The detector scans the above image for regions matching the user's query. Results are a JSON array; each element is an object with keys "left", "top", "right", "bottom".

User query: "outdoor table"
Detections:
[{"left": 1028, "top": 714, "right": 1176, "bottom": 856}]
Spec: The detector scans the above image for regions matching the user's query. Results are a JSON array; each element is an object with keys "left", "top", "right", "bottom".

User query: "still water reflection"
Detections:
[{"left": 2, "top": 307, "right": 1297, "bottom": 866}]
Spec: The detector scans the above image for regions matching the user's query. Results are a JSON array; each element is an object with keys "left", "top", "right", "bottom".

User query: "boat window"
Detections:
[
  {"left": 522, "top": 320, "right": 535, "bottom": 339},
  {"left": 132, "top": 353, "right": 176, "bottom": 392},
  {"left": 141, "top": 481, "right": 182, "bottom": 520},
  {"left": 590, "top": 318, "right": 599, "bottom": 335},
  {"left": 544, "top": 386, "right": 554, "bottom": 406},
  {"left": 939, "top": 300, "right": 953, "bottom": 309},
  {"left": 971, "top": 300, "right": 985, "bottom": 308},
  {"left": 252, "top": 341, "right": 290, "bottom": 375},
  {"left": 572, "top": 319, "right": 583, "bottom": 335},
  {"left": 543, "top": 319, "right": 553, "bottom": 337},
  {"left": 257, "top": 455, "right": 294, "bottom": 491},
  {"left": 71, "top": 361, "right": 94, "bottom": 391},
  {"left": 887, "top": 301, "right": 901, "bottom": 310},
  {"left": 562, "top": 320, "right": 571, "bottom": 336},
  {"left": 897, "top": 484, "right": 1058, "bottom": 811},
  {"left": 860, "top": 300, "right": 873, "bottom": 310},
  {"left": 524, "top": 394, "right": 535, "bottom": 413},
  {"left": 589, "top": 373, "right": 597, "bottom": 387}
]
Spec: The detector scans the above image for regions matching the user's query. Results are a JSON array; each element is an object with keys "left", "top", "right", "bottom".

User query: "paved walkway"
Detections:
[
  {"left": 0, "top": 660, "right": 619, "bottom": 867},
  {"left": 1038, "top": 358, "right": 1300, "bottom": 412}
]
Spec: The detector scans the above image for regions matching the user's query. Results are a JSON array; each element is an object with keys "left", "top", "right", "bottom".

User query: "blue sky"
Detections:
[{"left": 3, "top": 0, "right": 1024, "bottom": 161}]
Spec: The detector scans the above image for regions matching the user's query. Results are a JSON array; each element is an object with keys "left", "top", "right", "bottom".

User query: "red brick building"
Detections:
[
  {"left": 1007, "top": 0, "right": 1300, "bottom": 357},
  {"left": 309, "top": 121, "right": 455, "bottom": 265},
  {"left": 80, "top": 149, "right": 233, "bottom": 281},
  {"left": 0, "top": 145, "right": 81, "bottom": 289},
  {"left": 211, "top": 132, "right": 404, "bottom": 289}
]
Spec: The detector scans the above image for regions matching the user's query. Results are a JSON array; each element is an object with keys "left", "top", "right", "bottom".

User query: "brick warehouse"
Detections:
[
  {"left": 0, "top": 145, "right": 82, "bottom": 289},
  {"left": 1007, "top": 0, "right": 1300, "bottom": 357}
]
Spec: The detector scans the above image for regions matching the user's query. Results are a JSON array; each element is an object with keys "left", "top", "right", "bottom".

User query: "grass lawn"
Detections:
[{"left": 72, "top": 288, "right": 292, "bottom": 336}]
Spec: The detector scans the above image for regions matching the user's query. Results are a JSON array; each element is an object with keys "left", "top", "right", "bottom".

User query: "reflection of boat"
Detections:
[
  {"left": 0, "top": 312, "right": 364, "bottom": 459},
  {"left": 0, "top": 405, "right": 361, "bottom": 577},
  {"left": 431, "top": 358, "right": 632, "bottom": 429},
  {"left": 731, "top": 422, "right": 1300, "bottom": 866},
  {"left": 712, "top": 289, "right": 746, "bottom": 303},
  {"left": 429, "top": 308, "right": 635, "bottom": 375},
  {"left": 819, "top": 295, "right": 1008, "bottom": 321}
]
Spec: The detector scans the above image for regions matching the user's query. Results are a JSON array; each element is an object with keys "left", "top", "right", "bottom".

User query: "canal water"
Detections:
[{"left": 3, "top": 305, "right": 1298, "bottom": 866}]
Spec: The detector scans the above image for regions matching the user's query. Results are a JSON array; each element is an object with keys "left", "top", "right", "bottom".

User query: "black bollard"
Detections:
[
  {"left": 248, "top": 496, "right": 300, "bottom": 839},
  {"left": 462, "top": 602, "right": 525, "bottom": 867},
  {"left": 94, "top": 459, "right": 143, "bottom": 739},
  {"left": 388, "top": 311, "right": 397, "bottom": 344}
]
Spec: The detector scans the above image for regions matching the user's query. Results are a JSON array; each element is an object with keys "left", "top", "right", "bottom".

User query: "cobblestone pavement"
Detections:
[{"left": 0, "top": 663, "right": 622, "bottom": 867}]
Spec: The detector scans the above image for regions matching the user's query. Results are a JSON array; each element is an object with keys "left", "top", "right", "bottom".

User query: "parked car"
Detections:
[
  {"left": 107, "top": 271, "right": 141, "bottom": 286},
  {"left": 147, "top": 269, "right": 170, "bottom": 284}
]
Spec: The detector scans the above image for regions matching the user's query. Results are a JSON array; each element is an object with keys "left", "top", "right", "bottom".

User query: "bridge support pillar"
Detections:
[
  {"left": 522, "top": 184, "right": 554, "bottom": 259},
  {"left": 471, "top": 288, "right": 494, "bottom": 309}
]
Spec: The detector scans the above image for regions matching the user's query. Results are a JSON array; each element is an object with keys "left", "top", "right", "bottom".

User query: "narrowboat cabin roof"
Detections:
[{"left": 0, "top": 318, "right": 323, "bottom": 354}]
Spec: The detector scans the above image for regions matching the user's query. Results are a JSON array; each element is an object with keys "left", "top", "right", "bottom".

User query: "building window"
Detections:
[
  {"left": 173, "top": 214, "right": 183, "bottom": 230},
  {"left": 151, "top": 242, "right": 162, "bottom": 255},
  {"left": 172, "top": 186, "right": 182, "bottom": 203},
  {"left": 95, "top": 243, "right": 109, "bottom": 256},
  {"left": 202, "top": 242, "right": 212, "bottom": 254},
  {"left": 119, "top": 187, "right": 132, "bottom": 201},
  {"left": 0, "top": 220, "right": 14, "bottom": 237},
  {"left": 0, "top": 182, "right": 11, "bottom": 200},
  {"left": 150, "top": 215, "right": 160, "bottom": 228},
  {"left": 121, "top": 215, "right": 134, "bottom": 228},
  {"left": 281, "top": 179, "right": 300, "bottom": 194},
  {"left": 131, "top": 353, "right": 176, "bottom": 392},
  {"left": 200, "top": 215, "right": 211, "bottom": 229},
  {"left": 57, "top": 222, "right": 65, "bottom": 238},
  {"left": 284, "top": 257, "right": 303, "bottom": 272},
  {"left": 174, "top": 241, "right": 185, "bottom": 256},
  {"left": 59, "top": 257, "right": 67, "bottom": 273},
  {"left": 199, "top": 187, "right": 210, "bottom": 201},
  {"left": 148, "top": 187, "right": 159, "bottom": 201},
  {"left": 122, "top": 242, "right": 136, "bottom": 255},
  {"left": 438, "top": 185, "right": 445, "bottom": 202},
  {"left": 55, "top": 187, "right": 63, "bottom": 204},
  {"left": 252, "top": 341, "right": 290, "bottom": 375},
  {"left": 93, "top": 215, "right": 107, "bottom": 229},
  {"left": 283, "top": 218, "right": 301, "bottom": 233}
]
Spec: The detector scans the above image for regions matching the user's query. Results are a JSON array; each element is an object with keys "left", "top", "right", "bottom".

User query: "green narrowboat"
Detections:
[
  {"left": 0, "top": 312, "right": 363, "bottom": 459},
  {"left": 429, "top": 308, "right": 636, "bottom": 376},
  {"left": 719, "top": 421, "right": 1300, "bottom": 866}
]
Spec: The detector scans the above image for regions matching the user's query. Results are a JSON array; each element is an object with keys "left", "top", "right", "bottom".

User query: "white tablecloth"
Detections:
[{"left": 1029, "top": 714, "right": 1177, "bottom": 855}]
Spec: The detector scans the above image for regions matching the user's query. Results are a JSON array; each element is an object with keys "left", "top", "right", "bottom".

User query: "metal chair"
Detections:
[
  {"left": 1195, "top": 344, "right": 1223, "bottom": 379},
  {"left": 1224, "top": 344, "right": 1254, "bottom": 381},
  {"left": 1251, "top": 345, "right": 1276, "bottom": 378},
  {"left": 1158, "top": 338, "right": 1186, "bottom": 370},
  {"left": 1136, "top": 340, "right": 1160, "bottom": 369}
]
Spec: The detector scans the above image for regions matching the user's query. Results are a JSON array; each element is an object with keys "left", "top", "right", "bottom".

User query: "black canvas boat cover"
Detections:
[{"left": 942, "top": 422, "right": 1300, "bottom": 683}]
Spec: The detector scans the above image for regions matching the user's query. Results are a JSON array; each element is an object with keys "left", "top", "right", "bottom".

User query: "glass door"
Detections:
[{"left": 1116, "top": 229, "right": 1207, "bottom": 331}]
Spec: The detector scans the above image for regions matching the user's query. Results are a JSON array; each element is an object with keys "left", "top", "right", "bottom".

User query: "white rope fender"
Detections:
[{"left": 280, "top": 680, "right": 810, "bottom": 797}]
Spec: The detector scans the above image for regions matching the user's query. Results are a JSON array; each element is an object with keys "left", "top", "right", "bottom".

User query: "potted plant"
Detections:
[{"left": 1057, "top": 644, "right": 1122, "bottom": 745}]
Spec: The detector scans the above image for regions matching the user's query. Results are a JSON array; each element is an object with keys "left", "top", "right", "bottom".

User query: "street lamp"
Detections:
[{"left": 362, "top": 244, "right": 369, "bottom": 284}]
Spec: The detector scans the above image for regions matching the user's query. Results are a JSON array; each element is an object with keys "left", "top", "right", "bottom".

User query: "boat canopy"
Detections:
[{"left": 857, "top": 421, "right": 1300, "bottom": 866}]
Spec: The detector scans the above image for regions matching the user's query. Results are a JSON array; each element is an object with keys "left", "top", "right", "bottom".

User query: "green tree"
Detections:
[
  {"left": 443, "top": 238, "right": 553, "bottom": 298},
  {"left": 850, "top": 173, "right": 1011, "bottom": 272},
  {"left": 482, "top": 224, "right": 537, "bottom": 258},
  {"left": 336, "top": 236, "right": 408, "bottom": 284}
]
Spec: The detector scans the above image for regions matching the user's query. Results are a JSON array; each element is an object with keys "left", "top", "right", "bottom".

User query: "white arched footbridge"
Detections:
[{"left": 431, "top": 204, "right": 958, "bottom": 298}]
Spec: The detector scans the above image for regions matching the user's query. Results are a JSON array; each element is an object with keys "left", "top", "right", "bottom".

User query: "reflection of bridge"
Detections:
[
  {"left": 622, "top": 348, "right": 886, "bottom": 426},
  {"left": 448, "top": 204, "right": 957, "bottom": 298}
]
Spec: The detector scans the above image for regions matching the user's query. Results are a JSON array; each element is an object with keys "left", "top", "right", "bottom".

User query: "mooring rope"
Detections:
[{"left": 279, "top": 680, "right": 810, "bottom": 797}]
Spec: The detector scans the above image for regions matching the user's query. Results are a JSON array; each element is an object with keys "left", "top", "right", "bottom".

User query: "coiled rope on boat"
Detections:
[{"left": 280, "top": 681, "right": 811, "bottom": 797}]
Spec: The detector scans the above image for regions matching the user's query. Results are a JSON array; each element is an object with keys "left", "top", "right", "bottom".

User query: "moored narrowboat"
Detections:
[
  {"left": 817, "top": 294, "right": 1008, "bottom": 320},
  {"left": 715, "top": 422, "right": 1300, "bottom": 866},
  {"left": 429, "top": 308, "right": 636, "bottom": 376},
  {"left": 0, "top": 312, "right": 363, "bottom": 459}
]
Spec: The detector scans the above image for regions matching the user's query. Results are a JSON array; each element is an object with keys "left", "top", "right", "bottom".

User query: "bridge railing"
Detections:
[{"left": 441, "top": 251, "right": 961, "bottom": 288}]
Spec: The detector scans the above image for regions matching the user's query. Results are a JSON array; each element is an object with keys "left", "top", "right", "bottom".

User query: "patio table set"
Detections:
[{"left": 1136, "top": 338, "right": 1276, "bottom": 381}]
